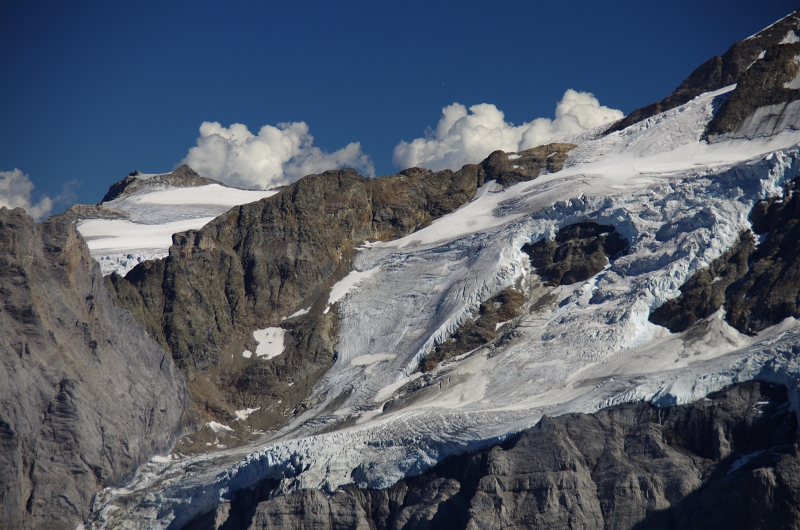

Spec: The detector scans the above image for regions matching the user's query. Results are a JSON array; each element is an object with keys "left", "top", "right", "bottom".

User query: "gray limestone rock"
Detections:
[
  {"left": 0, "top": 207, "right": 189, "bottom": 529},
  {"left": 187, "top": 381, "right": 799, "bottom": 530}
]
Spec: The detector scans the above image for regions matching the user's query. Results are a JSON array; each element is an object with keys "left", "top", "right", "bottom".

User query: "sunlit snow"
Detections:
[{"left": 252, "top": 327, "right": 285, "bottom": 360}]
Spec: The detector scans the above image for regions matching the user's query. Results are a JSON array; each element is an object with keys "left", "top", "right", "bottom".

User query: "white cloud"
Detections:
[
  {"left": 181, "top": 121, "right": 375, "bottom": 190},
  {"left": 392, "top": 89, "right": 624, "bottom": 171},
  {"left": 0, "top": 169, "right": 54, "bottom": 221}
]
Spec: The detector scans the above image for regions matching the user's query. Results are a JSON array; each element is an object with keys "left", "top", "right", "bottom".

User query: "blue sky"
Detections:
[{"left": 1, "top": 0, "right": 797, "bottom": 214}]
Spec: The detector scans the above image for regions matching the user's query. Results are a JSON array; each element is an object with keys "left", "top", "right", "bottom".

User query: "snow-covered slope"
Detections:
[
  {"left": 88, "top": 86, "right": 800, "bottom": 528},
  {"left": 76, "top": 180, "right": 277, "bottom": 275}
]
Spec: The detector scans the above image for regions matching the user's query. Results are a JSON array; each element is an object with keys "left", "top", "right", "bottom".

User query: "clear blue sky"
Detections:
[{"left": 1, "top": 0, "right": 797, "bottom": 211}]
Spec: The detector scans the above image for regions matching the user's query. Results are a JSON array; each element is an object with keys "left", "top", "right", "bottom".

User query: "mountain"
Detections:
[
  {"left": 67, "top": 165, "right": 278, "bottom": 276},
  {"left": 606, "top": 9, "right": 800, "bottom": 134},
  {"left": 0, "top": 209, "right": 189, "bottom": 529},
  {"left": 4, "top": 8, "right": 800, "bottom": 529}
]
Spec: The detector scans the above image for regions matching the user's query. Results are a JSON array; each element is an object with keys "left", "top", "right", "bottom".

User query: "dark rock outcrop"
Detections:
[
  {"left": 101, "top": 165, "right": 221, "bottom": 203},
  {"left": 649, "top": 231, "right": 756, "bottom": 332},
  {"left": 706, "top": 42, "right": 800, "bottom": 139},
  {"left": 422, "top": 288, "right": 524, "bottom": 372},
  {"left": 481, "top": 143, "right": 576, "bottom": 188},
  {"left": 650, "top": 177, "right": 800, "bottom": 335},
  {"left": 187, "top": 381, "right": 800, "bottom": 530},
  {"left": 59, "top": 203, "right": 131, "bottom": 221},
  {"left": 606, "top": 9, "right": 800, "bottom": 134},
  {"left": 0, "top": 207, "right": 189, "bottom": 529},
  {"left": 523, "top": 221, "right": 628, "bottom": 287}
]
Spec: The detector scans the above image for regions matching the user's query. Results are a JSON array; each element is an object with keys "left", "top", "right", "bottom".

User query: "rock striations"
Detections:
[
  {"left": 186, "top": 381, "right": 800, "bottom": 530},
  {"left": 0, "top": 207, "right": 189, "bottom": 529}
]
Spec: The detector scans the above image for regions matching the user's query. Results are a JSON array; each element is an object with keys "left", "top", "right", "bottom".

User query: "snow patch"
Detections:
[
  {"left": 207, "top": 421, "right": 234, "bottom": 434},
  {"left": 325, "top": 266, "right": 380, "bottom": 312},
  {"left": 253, "top": 328, "right": 285, "bottom": 360},
  {"left": 781, "top": 30, "right": 800, "bottom": 44},
  {"left": 283, "top": 308, "right": 309, "bottom": 320},
  {"left": 235, "top": 408, "right": 260, "bottom": 421}
]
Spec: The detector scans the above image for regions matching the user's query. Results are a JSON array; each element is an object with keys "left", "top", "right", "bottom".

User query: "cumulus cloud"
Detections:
[
  {"left": 181, "top": 121, "right": 375, "bottom": 190},
  {"left": 393, "top": 89, "right": 624, "bottom": 171},
  {"left": 0, "top": 169, "right": 55, "bottom": 221}
]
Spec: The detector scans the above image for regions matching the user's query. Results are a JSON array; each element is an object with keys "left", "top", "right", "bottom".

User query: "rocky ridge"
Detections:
[
  {"left": 101, "top": 165, "right": 221, "bottom": 203},
  {"left": 606, "top": 8, "right": 800, "bottom": 134},
  {"left": 0, "top": 207, "right": 189, "bottom": 529}
]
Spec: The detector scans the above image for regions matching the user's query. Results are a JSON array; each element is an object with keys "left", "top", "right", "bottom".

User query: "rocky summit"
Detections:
[{"left": 6, "top": 7, "right": 800, "bottom": 530}]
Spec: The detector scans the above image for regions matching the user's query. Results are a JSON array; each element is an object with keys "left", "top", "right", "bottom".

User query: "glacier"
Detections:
[{"left": 86, "top": 85, "right": 800, "bottom": 528}]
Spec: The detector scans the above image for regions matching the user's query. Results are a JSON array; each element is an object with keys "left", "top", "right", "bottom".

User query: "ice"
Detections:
[
  {"left": 87, "top": 87, "right": 800, "bottom": 529},
  {"left": 253, "top": 328, "right": 285, "bottom": 360}
]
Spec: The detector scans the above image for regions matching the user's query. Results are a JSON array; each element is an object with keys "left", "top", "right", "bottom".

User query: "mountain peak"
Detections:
[{"left": 100, "top": 165, "right": 221, "bottom": 203}]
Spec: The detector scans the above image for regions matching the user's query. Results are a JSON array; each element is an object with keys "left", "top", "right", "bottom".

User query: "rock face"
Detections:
[
  {"left": 706, "top": 42, "right": 800, "bottom": 139},
  {"left": 106, "top": 150, "right": 573, "bottom": 436},
  {"left": 186, "top": 381, "right": 800, "bottom": 530},
  {"left": 650, "top": 177, "right": 800, "bottom": 335},
  {"left": 606, "top": 9, "right": 800, "bottom": 134},
  {"left": 0, "top": 208, "right": 189, "bottom": 529},
  {"left": 422, "top": 288, "right": 525, "bottom": 372},
  {"left": 101, "top": 165, "right": 220, "bottom": 203},
  {"left": 522, "top": 221, "right": 628, "bottom": 287},
  {"left": 59, "top": 203, "right": 131, "bottom": 222}
]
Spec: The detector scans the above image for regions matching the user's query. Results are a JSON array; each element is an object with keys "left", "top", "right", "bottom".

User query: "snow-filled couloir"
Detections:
[{"left": 87, "top": 85, "right": 800, "bottom": 528}]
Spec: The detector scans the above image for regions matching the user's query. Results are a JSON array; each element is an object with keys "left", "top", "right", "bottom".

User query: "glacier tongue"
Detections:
[{"left": 88, "top": 88, "right": 800, "bottom": 529}]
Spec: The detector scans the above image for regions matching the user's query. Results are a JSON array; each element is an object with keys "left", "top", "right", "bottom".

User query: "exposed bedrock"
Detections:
[
  {"left": 0, "top": 208, "right": 189, "bottom": 529},
  {"left": 606, "top": 8, "right": 800, "bottom": 134},
  {"left": 650, "top": 177, "right": 800, "bottom": 335},
  {"left": 422, "top": 288, "right": 525, "bottom": 372},
  {"left": 106, "top": 146, "right": 574, "bottom": 438},
  {"left": 522, "top": 221, "right": 629, "bottom": 287},
  {"left": 186, "top": 381, "right": 800, "bottom": 530},
  {"left": 101, "top": 164, "right": 221, "bottom": 203},
  {"left": 706, "top": 42, "right": 800, "bottom": 139}
]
